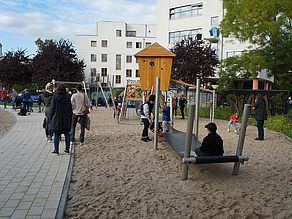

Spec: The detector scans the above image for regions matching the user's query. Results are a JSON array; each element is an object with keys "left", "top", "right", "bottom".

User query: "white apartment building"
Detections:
[
  {"left": 156, "top": 0, "right": 273, "bottom": 89},
  {"left": 75, "top": 21, "right": 156, "bottom": 88}
]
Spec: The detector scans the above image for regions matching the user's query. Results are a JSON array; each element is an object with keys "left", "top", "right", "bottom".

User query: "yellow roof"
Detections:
[{"left": 134, "top": 42, "right": 176, "bottom": 57}]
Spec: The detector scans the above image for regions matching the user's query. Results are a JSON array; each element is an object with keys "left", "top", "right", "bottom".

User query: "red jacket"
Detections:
[
  {"left": 1, "top": 90, "right": 8, "bottom": 99},
  {"left": 230, "top": 114, "right": 239, "bottom": 121}
]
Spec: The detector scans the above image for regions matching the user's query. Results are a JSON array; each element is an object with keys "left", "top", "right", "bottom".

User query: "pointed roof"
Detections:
[{"left": 134, "top": 42, "right": 175, "bottom": 57}]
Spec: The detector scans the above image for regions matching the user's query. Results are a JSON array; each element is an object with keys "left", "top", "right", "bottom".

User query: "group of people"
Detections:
[
  {"left": 43, "top": 83, "right": 90, "bottom": 155},
  {"left": 139, "top": 92, "right": 268, "bottom": 157}
]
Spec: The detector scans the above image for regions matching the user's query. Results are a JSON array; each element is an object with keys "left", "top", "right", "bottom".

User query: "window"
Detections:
[
  {"left": 135, "top": 69, "right": 140, "bottom": 77},
  {"left": 126, "top": 42, "right": 132, "bottom": 48},
  {"left": 116, "top": 54, "right": 121, "bottom": 70},
  {"left": 226, "top": 51, "right": 243, "bottom": 58},
  {"left": 116, "top": 30, "right": 122, "bottom": 37},
  {"left": 101, "top": 54, "right": 107, "bottom": 62},
  {"left": 169, "top": 28, "right": 202, "bottom": 44},
  {"left": 101, "top": 40, "right": 108, "bottom": 47},
  {"left": 169, "top": 3, "right": 203, "bottom": 20},
  {"left": 101, "top": 68, "right": 107, "bottom": 77},
  {"left": 146, "top": 42, "right": 151, "bottom": 48},
  {"left": 91, "top": 54, "right": 97, "bottom": 62},
  {"left": 126, "top": 31, "right": 136, "bottom": 37},
  {"left": 126, "top": 69, "right": 132, "bottom": 77},
  {"left": 136, "top": 42, "right": 142, "bottom": 48},
  {"left": 126, "top": 55, "right": 132, "bottom": 63},
  {"left": 116, "top": 75, "right": 121, "bottom": 84},
  {"left": 211, "top": 16, "right": 219, "bottom": 27},
  {"left": 91, "top": 40, "right": 97, "bottom": 47}
]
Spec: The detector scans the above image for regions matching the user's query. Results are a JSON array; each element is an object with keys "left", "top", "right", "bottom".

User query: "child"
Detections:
[
  {"left": 195, "top": 122, "right": 224, "bottom": 156},
  {"left": 114, "top": 102, "right": 122, "bottom": 119},
  {"left": 227, "top": 112, "right": 240, "bottom": 133},
  {"left": 159, "top": 102, "right": 170, "bottom": 137}
]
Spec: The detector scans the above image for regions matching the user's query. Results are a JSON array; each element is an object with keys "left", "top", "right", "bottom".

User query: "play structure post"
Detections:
[
  {"left": 108, "top": 82, "right": 117, "bottom": 120},
  {"left": 97, "top": 82, "right": 109, "bottom": 108},
  {"left": 170, "top": 94, "right": 173, "bottom": 128},
  {"left": 212, "top": 90, "right": 216, "bottom": 122},
  {"left": 154, "top": 77, "right": 160, "bottom": 150},
  {"left": 232, "top": 104, "right": 250, "bottom": 175},
  {"left": 194, "top": 79, "right": 200, "bottom": 137},
  {"left": 181, "top": 102, "right": 196, "bottom": 180}
]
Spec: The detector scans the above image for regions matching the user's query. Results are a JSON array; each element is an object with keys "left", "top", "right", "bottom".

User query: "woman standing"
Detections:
[
  {"left": 43, "top": 83, "right": 54, "bottom": 142},
  {"left": 50, "top": 84, "right": 72, "bottom": 154}
]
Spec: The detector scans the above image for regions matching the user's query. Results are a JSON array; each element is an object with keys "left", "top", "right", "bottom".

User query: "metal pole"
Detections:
[
  {"left": 170, "top": 93, "right": 173, "bottom": 128},
  {"left": 181, "top": 102, "right": 196, "bottom": 180},
  {"left": 212, "top": 90, "right": 216, "bottom": 122},
  {"left": 82, "top": 81, "right": 88, "bottom": 97},
  {"left": 98, "top": 82, "right": 109, "bottom": 108},
  {"left": 193, "top": 79, "right": 200, "bottom": 137},
  {"left": 108, "top": 82, "right": 118, "bottom": 121},
  {"left": 154, "top": 77, "right": 160, "bottom": 150},
  {"left": 232, "top": 104, "right": 250, "bottom": 175}
]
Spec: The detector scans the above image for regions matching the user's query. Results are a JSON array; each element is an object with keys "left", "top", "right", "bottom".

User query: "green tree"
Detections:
[
  {"left": 32, "top": 38, "right": 85, "bottom": 86},
  {"left": 0, "top": 49, "right": 32, "bottom": 88},
  {"left": 219, "top": 0, "right": 292, "bottom": 92},
  {"left": 171, "top": 37, "right": 219, "bottom": 84}
]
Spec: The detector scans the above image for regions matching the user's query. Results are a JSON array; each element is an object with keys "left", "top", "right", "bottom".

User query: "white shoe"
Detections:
[{"left": 227, "top": 129, "right": 230, "bottom": 132}]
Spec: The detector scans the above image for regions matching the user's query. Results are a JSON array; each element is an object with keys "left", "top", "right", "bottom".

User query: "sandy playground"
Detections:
[{"left": 61, "top": 107, "right": 292, "bottom": 219}]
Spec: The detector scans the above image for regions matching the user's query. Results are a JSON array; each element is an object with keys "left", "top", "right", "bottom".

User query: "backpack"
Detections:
[
  {"left": 18, "top": 107, "right": 27, "bottom": 116},
  {"left": 137, "top": 103, "right": 145, "bottom": 116}
]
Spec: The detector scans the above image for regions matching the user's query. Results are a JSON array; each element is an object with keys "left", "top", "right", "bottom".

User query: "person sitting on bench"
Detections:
[{"left": 195, "top": 122, "right": 224, "bottom": 156}]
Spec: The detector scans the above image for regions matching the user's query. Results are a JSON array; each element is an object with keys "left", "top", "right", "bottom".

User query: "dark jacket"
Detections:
[
  {"left": 199, "top": 132, "right": 224, "bottom": 156},
  {"left": 179, "top": 97, "right": 187, "bottom": 108},
  {"left": 43, "top": 91, "right": 54, "bottom": 117},
  {"left": 49, "top": 91, "right": 73, "bottom": 135},
  {"left": 255, "top": 98, "right": 267, "bottom": 121}
]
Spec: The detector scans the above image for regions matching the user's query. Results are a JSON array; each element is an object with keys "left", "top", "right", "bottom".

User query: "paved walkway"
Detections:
[{"left": 0, "top": 111, "right": 71, "bottom": 219}]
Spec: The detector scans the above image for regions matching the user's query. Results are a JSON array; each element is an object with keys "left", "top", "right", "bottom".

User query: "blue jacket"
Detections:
[
  {"left": 162, "top": 106, "right": 170, "bottom": 122},
  {"left": 22, "top": 91, "right": 31, "bottom": 102}
]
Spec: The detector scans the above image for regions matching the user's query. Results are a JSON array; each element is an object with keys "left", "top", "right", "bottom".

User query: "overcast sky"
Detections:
[{"left": 0, "top": 0, "right": 157, "bottom": 57}]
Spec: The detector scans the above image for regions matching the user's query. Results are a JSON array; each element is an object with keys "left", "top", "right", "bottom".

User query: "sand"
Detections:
[
  {"left": 61, "top": 108, "right": 290, "bottom": 218},
  {"left": 0, "top": 108, "right": 16, "bottom": 139}
]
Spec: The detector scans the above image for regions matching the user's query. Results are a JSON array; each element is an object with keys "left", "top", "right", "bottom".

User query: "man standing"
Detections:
[
  {"left": 70, "top": 84, "right": 90, "bottom": 145},
  {"left": 254, "top": 94, "right": 267, "bottom": 141},
  {"left": 1, "top": 88, "right": 9, "bottom": 109},
  {"left": 179, "top": 94, "right": 187, "bottom": 119},
  {"left": 140, "top": 95, "right": 155, "bottom": 142}
]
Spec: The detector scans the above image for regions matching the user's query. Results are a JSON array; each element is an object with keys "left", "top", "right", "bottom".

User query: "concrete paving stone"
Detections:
[
  {"left": 41, "top": 181, "right": 54, "bottom": 186},
  {"left": 25, "top": 215, "right": 41, "bottom": 219},
  {"left": 0, "top": 202, "right": 5, "bottom": 208},
  {"left": 0, "top": 195, "right": 11, "bottom": 202},
  {"left": 39, "top": 186, "right": 52, "bottom": 193},
  {"left": 40, "top": 209, "right": 55, "bottom": 219},
  {"left": 44, "top": 201, "right": 58, "bottom": 210},
  {"left": 31, "top": 199, "right": 46, "bottom": 208},
  {"left": 0, "top": 187, "right": 4, "bottom": 193},
  {"left": 0, "top": 181, "right": 10, "bottom": 187},
  {"left": 36, "top": 192, "right": 50, "bottom": 199},
  {"left": 6, "top": 182, "right": 20, "bottom": 188},
  {"left": 4, "top": 199, "right": 20, "bottom": 208},
  {"left": 16, "top": 202, "right": 32, "bottom": 210},
  {"left": 27, "top": 206, "right": 44, "bottom": 215},
  {"left": 22, "top": 194, "right": 36, "bottom": 202},
  {"left": 1, "top": 187, "right": 16, "bottom": 195},
  {"left": 11, "top": 209, "right": 29, "bottom": 219},
  {"left": 0, "top": 207, "right": 14, "bottom": 217},
  {"left": 10, "top": 193, "right": 25, "bottom": 200},
  {"left": 19, "top": 181, "right": 31, "bottom": 187},
  {"left": 11, "top": 178, "right": 24, "bottom": 184},
  {"left": 15, "top": 187, "right": 29, "bottom": 193},
  {"left": 26, "top": 189, "right": 39, "bottom": 195},
  {"left": 0, "top": 216, "right": 10, "bottom": 219}
]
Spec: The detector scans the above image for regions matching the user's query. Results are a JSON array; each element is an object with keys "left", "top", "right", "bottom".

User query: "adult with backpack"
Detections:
[{"left": 139, "top": 95, "right": 155, "bottom": 142}]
